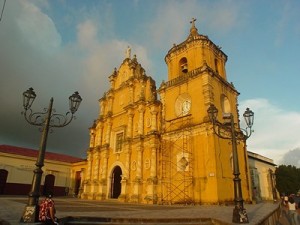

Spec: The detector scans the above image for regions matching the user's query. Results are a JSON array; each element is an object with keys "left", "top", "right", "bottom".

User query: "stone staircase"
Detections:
[{"left": 61, "top": 217, "right": 220, "bottom": 225}]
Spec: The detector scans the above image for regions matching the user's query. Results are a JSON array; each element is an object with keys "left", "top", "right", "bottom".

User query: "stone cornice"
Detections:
[
  {"left": 165, "top": 34, "right": 227, "bottom": 63},
  {"left": 158, "top": 64, "right": 239, "bottom": 96}
]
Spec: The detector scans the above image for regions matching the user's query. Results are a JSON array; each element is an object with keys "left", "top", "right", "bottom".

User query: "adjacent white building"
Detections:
[
  {"left": 0, "top": 144, "right": 278, "bottom": 202},
  {"left": 248, "top": 151, "right": 278, "bottom": 202},
  {"left": 0, "top": 145, "right": 86, "bottom": 196}
]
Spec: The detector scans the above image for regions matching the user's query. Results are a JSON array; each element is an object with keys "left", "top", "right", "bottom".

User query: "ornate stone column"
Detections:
[
  {"left": 98, "top": 149, "right": 109, "bottom": 200},
  {"left": 201, "top": 68, "right": 214, "bottom": 105},
  {"left": 132, "top": 144, "right": 143, "bottom": 203},
  {"left": 107, "top": 95, "right": 114, "bottom": 113},
  {"left": 122, "top": 119, "right": 132, "bottom": 202},
  {"left": 124, "top": 144, "right": 131, "bottom": 179},
  {"left": 86, "top": 150, "right": 92, "bottom": 181},
  {"left": 150, "top": 106, "right": 158, "bottom": 132},
  {"left": 109, "top": 72, "right": 116, "bottom": 89},
  {"left": 93, "top": 150, "right": 100, "bottom": 180},
  {"left": 89, "top": 130, "right": 95, "bottom": 148},
  {"left": 82, "top": 150, "right": 92, "bottom": 199},
  {"left": 127, "top": 109, "right": 134, "bottom": 138},
  {"left": 140, "top": 81, "right": 145, "bottom": 101},
  {"left": 98, "top": 123, "right": 103, "bottom": 146},
  {"left": 91, "top": 149, "right": 100, "bottom": 199},
  {"left": 145, "top": 138, "right": 158, "bottom": 204},
  {"left": 129, "top": 84, "right": 134, "bottom": 104},
  {"left": 150, "top": 145, "right": 157, "bottom": 178},
  {"left": 138, "top": 105, "right": 145, "bottom": 136},
  {"left": 100, "top": 100, "right": 105, "bottom": 116},
  {"left": 117, "top": 142, "right": 131, "bottom": 202},
  {"left": 159, "top": 88, "right": 166, "bottom": 130},
  {"left": 105, "top": 119, "right": 112, "bottom": 145},
  {"left": 136, "top": 145, "right": 143, "bottom": 178},
  {"left": 119, "top": 175, "right": 128, "bottom": 202}
]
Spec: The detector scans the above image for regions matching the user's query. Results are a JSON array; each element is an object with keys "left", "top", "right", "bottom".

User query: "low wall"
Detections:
[{"left": 255, "top": 204, "right": 281, "bottom": 225}]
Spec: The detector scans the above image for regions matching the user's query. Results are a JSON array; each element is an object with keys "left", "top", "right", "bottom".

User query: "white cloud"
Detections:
[
  {"left": 74, "top": 19, "right": 152, "bottom": 96},
  {"left": 239, "top": 98, "right": 300, "bottom": 165},
  {"left": 281, "top": 148, "right": 300, "bottom": 167},
  {"left": 274, "top": 1, "right": 300, "bottom": 47},
  {"left": 147, "top": 1, "right": 198, "bottom": 48},
  {"left": 77, "top": 20, "right": 98, "bottom": 50},
  {"left": 146, "top": 0, "right": 243, "bottom": 49},
  {"left": 205, "top": 1, "right": 242, "bottom": 33},
  {"left": 17, "top": 0, "right": 61, "bottom": 54}
]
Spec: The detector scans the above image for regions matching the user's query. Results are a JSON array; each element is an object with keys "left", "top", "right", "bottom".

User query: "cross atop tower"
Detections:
[
  {"left": 190, "top": 18, "right": 196, "bottom": 28},
  {"left": 189, "top": 18, "right": 198, "bottom": 37}
]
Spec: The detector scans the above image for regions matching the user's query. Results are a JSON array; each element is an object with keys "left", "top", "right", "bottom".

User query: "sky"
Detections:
[{"left": 0, "top": 0, "right": 300, "bottom": 167}]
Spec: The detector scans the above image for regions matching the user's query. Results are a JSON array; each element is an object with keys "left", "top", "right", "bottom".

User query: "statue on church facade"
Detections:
[{"left": 125, "top": 46, "right": 131, "bottom": 59}]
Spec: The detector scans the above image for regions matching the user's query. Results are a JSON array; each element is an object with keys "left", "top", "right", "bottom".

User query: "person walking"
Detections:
[{"left": 287, "top": 196, "right": 298, "bottom": 225}]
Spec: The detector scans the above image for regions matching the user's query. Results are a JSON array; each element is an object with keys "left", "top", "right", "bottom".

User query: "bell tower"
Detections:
[
  {"left": 165, "top": 18, "right": 227, "bottom": 81},
  {"left": 159, "top": 18, "right": 234, "bottom": 124},
  {"left": 158, "top": 19, "right": 251, "bottom": 205}
]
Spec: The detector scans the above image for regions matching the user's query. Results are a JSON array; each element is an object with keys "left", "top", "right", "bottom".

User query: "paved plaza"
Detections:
[{"left": 0, "top": 196, "right": 294, "bottom": 225}]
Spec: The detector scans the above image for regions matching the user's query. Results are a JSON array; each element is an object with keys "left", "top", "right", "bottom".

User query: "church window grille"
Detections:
[{"left": 115, "top": 132, "right": 124, "bottom": 153}]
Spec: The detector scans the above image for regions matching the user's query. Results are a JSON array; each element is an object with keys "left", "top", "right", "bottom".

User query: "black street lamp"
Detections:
[
  {"left": 207, "top": 104, "right": 254, "bottom": 223},
  {"left": 21, "top": 87, "right": 82, "bottom": 223}
]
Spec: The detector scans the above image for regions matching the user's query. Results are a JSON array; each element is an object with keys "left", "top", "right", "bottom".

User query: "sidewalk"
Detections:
[{"left": 0, "top": 196, "right": 284, "bottom": 225}]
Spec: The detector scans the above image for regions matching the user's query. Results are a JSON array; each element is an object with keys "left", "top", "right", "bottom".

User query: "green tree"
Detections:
[{"left": 275, "top": 165, "right": 300, "bottom": 195}]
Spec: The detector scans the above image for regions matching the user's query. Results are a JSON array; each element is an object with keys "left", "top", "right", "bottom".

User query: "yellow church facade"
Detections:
[{"left": 80, "top": 21, "right": 252, "bottom": 205}]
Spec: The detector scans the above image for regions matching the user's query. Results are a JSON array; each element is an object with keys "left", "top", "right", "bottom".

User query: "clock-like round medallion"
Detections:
[{"left": 175, "top": 93, "right": 191, "bottom": 116}]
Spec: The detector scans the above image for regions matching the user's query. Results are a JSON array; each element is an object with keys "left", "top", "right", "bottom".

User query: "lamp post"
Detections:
[
  {"left": 207, "top": 104, "right": 254, "bottom": 223},
  {"left": 21, "top": 87, "right": 82, "bottom": 223}
]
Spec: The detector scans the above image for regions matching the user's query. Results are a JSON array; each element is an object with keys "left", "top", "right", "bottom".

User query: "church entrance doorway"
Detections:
[
  {"left": 110, "top": 166, "right": 122, "bottom": 199},
  {"left": 0, "top": 169, "right": 8, "bottom": 194},
  {"left": 43, "top": 174, "right": 55, "bottom": 196},
  {"left": 74, "top": 171, "right": 81, "bottom": 196}
]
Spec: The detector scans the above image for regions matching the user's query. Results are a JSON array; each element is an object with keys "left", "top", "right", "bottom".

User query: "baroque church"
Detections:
[{"left": 80, "top": 20, "right": 252, "bottom": 205}]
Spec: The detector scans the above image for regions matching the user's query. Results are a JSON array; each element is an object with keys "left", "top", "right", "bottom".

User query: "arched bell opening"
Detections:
[{"left": 179, "top": 57, "right": 188, "bottom": 74}]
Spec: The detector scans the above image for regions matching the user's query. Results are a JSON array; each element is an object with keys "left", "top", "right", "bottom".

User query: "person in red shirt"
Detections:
[{"left": 38, "top": 192, "right": 58, "bottom": 225}]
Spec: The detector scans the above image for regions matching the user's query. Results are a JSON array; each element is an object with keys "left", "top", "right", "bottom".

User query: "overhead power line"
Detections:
[{"left": 0, "top": 0, "right": 6, "bottom": 22}]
